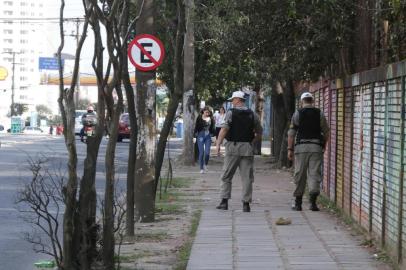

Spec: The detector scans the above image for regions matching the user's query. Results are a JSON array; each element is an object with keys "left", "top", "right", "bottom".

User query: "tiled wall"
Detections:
[{"left": 308, "top": 60, "right": 406, "bottom": 266}]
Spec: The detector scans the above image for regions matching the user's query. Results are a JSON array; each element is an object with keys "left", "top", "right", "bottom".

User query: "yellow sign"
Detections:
[{"left": 0, "top": 66, "right": 8, "bottom": 80}]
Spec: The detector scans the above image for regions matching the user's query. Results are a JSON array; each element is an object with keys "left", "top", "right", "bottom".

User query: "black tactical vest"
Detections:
[
  {"left": 295, "top": 107, "right": 323, "bottom": 146},
  {"left": 225, "top": 108, "right": 255, "bottom": 142}
]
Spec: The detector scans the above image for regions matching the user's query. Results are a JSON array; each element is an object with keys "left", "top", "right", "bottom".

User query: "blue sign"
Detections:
[{"left": 39, "top": 57, "right": 64, "bottom": 70}]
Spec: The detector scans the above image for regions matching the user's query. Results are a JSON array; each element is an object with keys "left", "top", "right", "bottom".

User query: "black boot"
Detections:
[
  {"left": 243, "top": 202, "right": 250, "bottom": 212},
  {"left": 292, "top": 196, "right": 302, "bottom": 211},
  {"left": 216, "top": 198, "right": 228, "bottom": 210},
  {"left": 309, "top": 194, "right": 320, "bottom": 211}
]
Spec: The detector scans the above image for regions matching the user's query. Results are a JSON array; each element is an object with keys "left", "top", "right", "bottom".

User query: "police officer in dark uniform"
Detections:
[
  {"left": 287, "top": 92, "right": 330, "bottom": 211},
  {"left": 215, "top": 91, "right": 263, "bottom": 212}
]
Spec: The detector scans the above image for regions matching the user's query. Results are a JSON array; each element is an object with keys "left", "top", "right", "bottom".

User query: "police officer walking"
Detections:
[
  {"left": 287, "top": 92, "right": 330, "bottom": 211},
  {"left": 215, "top": 91, "right": 263, "bottom": 212}
]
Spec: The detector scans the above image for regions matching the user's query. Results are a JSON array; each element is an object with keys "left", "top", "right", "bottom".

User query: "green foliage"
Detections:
[
  {"left": 35, "top": 105, "right": 52, "bottom": 116},
  {"left": 382, "top": 0, "right": 406, "bottom": 61},
  {"left": 13, "top": 103, "right": 29, "bottom": 116},
  {"left": 174, "top": 210, "right": 202, "bottom": 270}
]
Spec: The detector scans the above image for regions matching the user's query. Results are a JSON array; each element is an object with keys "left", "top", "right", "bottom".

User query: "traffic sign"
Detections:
[
  {"left": 128, "top": 34, "right": 165, "bottom": 71},
  {"left": 39, "top": 57, "right": 64, "bottom": 70}
]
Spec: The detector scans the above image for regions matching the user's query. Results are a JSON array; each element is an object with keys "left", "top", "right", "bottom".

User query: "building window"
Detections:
[
  {"left": 20, "top": 67, "right": 27, "bottom": 72},
  {"left": 3, "top": 48, "right": 12, "bottom": 53},
  {"left": 4, "top": 1, "right": 13, "bottom": 6},
  {"left": 4, "top": 57, "right": 12, "bottom": 62},
  {"left": 20, "top": 76, "right": 27, "bottom": 81},
  {"left": 20, "top": 95, "right": 28, "bottom": 100},
  {"left": 3, "top": 10, "right": 13, "bottom": 15},
  {"left": 20, "top": 2, "right": 27, "bottom": 6},
  {"left": 20, "top": 11, "right": 28, "bottom": 16},
  {"left": 20, "top": 30, "right": 28, "bottom": 35},
  {"left": 20, "top": 39, "right": 28, "bottom": 44},
  {"left": 3, "top": 39, "right": 12, "bottom": 43},
  {"left": 3, "top": 29, "right": 12, "bottom": 34},
  {"left": 20, "top": 86, "right": 27, "bottom": 91}
]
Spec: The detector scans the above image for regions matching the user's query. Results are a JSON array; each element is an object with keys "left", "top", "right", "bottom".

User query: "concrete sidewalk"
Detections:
[{"left": 186, "top": 156, "right": 392, "bottom": 270}]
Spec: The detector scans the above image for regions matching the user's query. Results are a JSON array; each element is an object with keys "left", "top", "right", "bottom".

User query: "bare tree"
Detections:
[
  {"left": 55, "top": 0, "right": 135, "bottom": 268},
  {"left": 16, "top": 157, "right": 64, "bottom": 269},
  {"left": 56, "top": 0, "right": 90, "bottom": 268},
  {"left": 122, "top": 0, "right": 147, "bottom": 237}
]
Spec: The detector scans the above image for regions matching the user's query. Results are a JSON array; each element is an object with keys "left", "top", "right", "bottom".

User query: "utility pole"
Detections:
[
  {"left": 2, "top": 51, "right": 21, "bottom": 116},
  {"left": 66, "top": 18, "right": 81, "bottom": 106}
]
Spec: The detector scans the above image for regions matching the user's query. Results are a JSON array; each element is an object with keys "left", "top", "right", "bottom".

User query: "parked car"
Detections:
[
  {"left": 118, "top": 113, "right": 130, "bottom": 142},
  {"left": 22, "top": 126, "right": 44, "bottom": 134}
]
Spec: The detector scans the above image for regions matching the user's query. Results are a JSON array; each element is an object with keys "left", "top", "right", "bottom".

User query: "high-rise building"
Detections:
[{"left": 0, "top": 0, "right": 56, "bottom": 115}]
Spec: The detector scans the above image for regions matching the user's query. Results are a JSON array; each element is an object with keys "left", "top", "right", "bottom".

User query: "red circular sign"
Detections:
[{"left": 128, "top": 34, "right": 165, "bottom": 71}]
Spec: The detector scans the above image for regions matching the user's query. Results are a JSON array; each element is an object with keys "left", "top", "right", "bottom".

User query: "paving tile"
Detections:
[{"left": 186, "top": 167, "right": 391, "bottom": 270}]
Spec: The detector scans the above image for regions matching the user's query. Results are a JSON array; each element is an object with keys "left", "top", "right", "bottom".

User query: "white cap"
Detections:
[
  {"left": 228, "top": 91, "right": 246, "bottom": 101},
  {"left": 300, "top": 92, "right": 313, "bottom": 100}
]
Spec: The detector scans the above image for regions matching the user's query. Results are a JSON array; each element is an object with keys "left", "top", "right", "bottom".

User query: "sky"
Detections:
[{"left": 46, "top": 0, "right": 100, "bottom": 74}]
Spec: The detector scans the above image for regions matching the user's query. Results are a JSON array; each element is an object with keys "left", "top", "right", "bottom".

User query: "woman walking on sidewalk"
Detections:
[
  {"left": 214, "top": 106, "right": 226, "bottom": 140},
  {"left": 194, "top": 107, "right": 215, "bottom": 173}
]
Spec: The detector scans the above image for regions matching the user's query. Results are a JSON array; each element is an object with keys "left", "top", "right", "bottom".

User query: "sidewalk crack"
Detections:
[
  {"left": 265, "top": 210, "right": 292, "bottom": 270},
  {"left": 232, "top": 209, "right": 237, "bottom": 270},
  {"left": 302, "top": 211, "right": 344, "bottom": 270}
]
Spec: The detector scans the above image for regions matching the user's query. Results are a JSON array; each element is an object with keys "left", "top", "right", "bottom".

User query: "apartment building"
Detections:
[{"left": 0, "top": 0, "right": 54, "bottom": 112}]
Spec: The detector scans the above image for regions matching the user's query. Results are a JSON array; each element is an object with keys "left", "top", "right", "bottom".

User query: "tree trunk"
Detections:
[
  {"left": 103, "top": 90, "right": 123, "bottom": 269},
  {"left": 182, "top": 0, "right": 195, "bottom": 166},
  {"left": 271, "top": 80, "right": 295, "bottom": 168},
  {"left": 353, "top": 0, "right": 373, "bottom": 72},
  {"left": 253, "top": 83, "right": 264, "bottom": 155},
  {"left": 121, "top": 0, "right": 137, "bottom": 237},
  {"left": 155, "top": 0, "right": 185, "bottom": 190},
  {"left": 78, "top": 136, "right": 102, "bottom": 269},
  {"left": 57, "top": 1, "right": 89, "bottom": 268},
  {"left": 271, "top": 83, "right": 285, "bottom": 161},
  {"left": 135, "top": 0, "right": 157, "bottom": 222}
]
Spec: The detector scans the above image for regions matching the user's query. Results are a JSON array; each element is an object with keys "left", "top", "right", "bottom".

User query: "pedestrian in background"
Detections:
[
  {"left": 49, "top": 125, "right": 53, "bottom": 135},
  {"left": 194, "top": 107, "right": 215, "bottom": 174},
  {"left": 215, "top": 106, "right": 226, "bottom": 140},
  {"left": 215, "top": 91, "right": 263, "bottom": 212},
  {"left": 287, "top": 92, "right": 330, "bottom": 211}
]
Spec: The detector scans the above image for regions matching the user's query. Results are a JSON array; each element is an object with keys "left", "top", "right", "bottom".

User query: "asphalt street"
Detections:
[{"left": 0, "top": 134, "right": 133, "bottom": 270}]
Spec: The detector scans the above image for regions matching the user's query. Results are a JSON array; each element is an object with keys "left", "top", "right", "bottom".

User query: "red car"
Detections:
[{"left": 117, "top": 113, "right": 130, "bottom": 142}]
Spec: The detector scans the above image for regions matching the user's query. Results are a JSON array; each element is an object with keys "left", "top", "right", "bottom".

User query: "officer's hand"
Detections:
[
  {"left": 216, "top": 144, "right": 221, "bottom": 156},
  {"left": 288, "top": 150, "right": 294, "bottom": 161}
]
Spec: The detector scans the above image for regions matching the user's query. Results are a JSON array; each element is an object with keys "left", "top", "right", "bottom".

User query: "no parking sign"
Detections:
[{"left": 128, "top": 34, "right": 165, "bottom": 71}]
